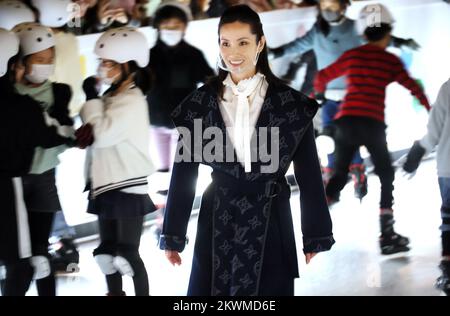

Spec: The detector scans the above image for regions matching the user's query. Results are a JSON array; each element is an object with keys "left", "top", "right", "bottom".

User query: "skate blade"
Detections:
[{"left": 381, "top": 246, "right": 410, "bottom": 255}]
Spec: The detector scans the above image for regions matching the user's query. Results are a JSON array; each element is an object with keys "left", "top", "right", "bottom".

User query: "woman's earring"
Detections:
[
  {"left": 253, "top": 50, "right": 261, "bottom": 66},
  {"left": 216, "top": 55, "right": 229, "bottom": 72}
]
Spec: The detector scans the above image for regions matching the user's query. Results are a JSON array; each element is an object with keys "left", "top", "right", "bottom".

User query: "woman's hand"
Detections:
[
  {"left": 165, "top": 250, "right": 182, "bottom": 266},
  {"left": 305, "top": 253, "right": 317, "bottom": 264},
  {"left": 75, "top": 123, "right": 94, "bottom": 149}
]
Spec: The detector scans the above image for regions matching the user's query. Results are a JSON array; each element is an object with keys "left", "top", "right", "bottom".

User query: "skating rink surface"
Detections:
[{"left": 27, "top": 158, "right": 445, "bottom": 296}]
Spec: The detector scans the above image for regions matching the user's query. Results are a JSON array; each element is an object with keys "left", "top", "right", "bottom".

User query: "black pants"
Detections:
[
  {"left": 326, "top": 117, "right": 395, "bottom": 209},
  {"left": 1, "top": 212, "right": 55, "bottom": 296},
  {"left": 97, "top": 217, "right": 149, "bottom": 296}
]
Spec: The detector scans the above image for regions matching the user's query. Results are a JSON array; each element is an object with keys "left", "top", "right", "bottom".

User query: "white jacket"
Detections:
[
  {"left": 420, "top": 79, "right": 450, "bottom": 177},
  {"left": 81, "top": 86, "right": 155, "bottom": 196}
]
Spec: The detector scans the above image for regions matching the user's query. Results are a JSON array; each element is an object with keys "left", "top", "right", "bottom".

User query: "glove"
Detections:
[
  {"left": 403, "top": 39, "right": 421, "bottom": 51},
  {"left": 267, "top": 46, "right": 285, "bottom": 60},
  {"left": 392, "top": 37, "right": 421, "bottom": 51},
  {"left": 75, "top": 124, "right": 94, "bottom": 149},
  {"left": 403, "top": 141, "right": 426, "bottom": 173},
  {"left": 82, "top": 76, "right": 100, "bottom": 101}
]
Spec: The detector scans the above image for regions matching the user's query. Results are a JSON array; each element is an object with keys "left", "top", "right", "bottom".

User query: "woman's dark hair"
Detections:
[
  {"left": 153, "top": 5, "right": 188, "bottom": 29},
  {"left": 210, "top": 4, "right": 283, "bottom": 98},
  {"left": 316, "top": 0, "right": 350, "bottom": 36},
  {"left": 364, "top": 23, "right": 392, "bottom": 42}
]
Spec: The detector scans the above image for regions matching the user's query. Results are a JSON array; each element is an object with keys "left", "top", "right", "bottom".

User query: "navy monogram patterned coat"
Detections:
[{"left": 159, "top": 82, "right": 335, "bottom": 296}]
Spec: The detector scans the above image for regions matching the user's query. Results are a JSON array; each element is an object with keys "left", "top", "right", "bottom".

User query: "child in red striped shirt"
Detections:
[{"left": 314, "top": 3, "right": 430, "bottom": 255}]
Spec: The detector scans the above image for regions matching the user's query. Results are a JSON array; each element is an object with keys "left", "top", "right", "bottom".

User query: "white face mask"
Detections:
[
  {"left": 159, "top": 30, "right": 183, "bottom": 47},
  {"left": 98, "top": 66, "right": 118, "bottom": 86},
  {"left": 25, "top": 64, "right": 55, "bottom": 84}
]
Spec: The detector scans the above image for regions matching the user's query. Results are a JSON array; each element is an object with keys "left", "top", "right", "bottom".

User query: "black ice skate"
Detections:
[
  {"left": 435, "top": 260, "right": 450, "bottom": 296},
  {"left": 379, "top": 213, "right": 410, "bottom": 255},
  {"left": 50, "top": 238, "right": 80, "bottom": 273}
]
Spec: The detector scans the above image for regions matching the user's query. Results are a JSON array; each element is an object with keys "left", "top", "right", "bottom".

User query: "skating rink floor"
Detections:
[{"left": 26, "top": 157, "right": 446, "bottom": 296}]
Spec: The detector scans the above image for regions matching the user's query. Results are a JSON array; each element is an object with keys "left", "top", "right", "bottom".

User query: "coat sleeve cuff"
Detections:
[
  {"left": 159, "top": 234, "right": 189, "bottom": 252},
  {"left": 303, "top": 235, "right": 335, "bottom": 254}
]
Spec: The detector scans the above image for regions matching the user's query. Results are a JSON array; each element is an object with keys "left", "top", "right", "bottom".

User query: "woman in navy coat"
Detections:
[{"left": 159, "top": 5, "right": 335, "bottom": 296}]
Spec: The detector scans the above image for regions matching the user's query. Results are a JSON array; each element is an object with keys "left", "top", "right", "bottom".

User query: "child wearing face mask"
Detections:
[
  {"left": 269, "top": 0, "right": 420, "bottom": 202},
  {"left": 8, "top": 22, "right": 75, "bottom": 296},
  {"left": 80, "top": 27, "right": 157, "bottom": 296},
  {"left": 0, "top": 28, "right": 77, "bottom": 297},
  {"left": 146, "top": 2, "right": 214, "bottom": 197}
]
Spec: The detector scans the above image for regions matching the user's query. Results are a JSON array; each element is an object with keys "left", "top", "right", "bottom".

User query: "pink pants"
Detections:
[{"left": 149, "top": 126, "right": 179, "bottom": 171}]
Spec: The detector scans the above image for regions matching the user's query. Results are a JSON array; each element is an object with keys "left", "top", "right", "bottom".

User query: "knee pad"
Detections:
[
  {"left": 30, "top": 256, "right": 51, "bottom": 280},
  {"left": 94, "top": 254, "right": 118, "bottom": 275},
  {"left": 113, "top": 256, "right": 135, "bottom": 277}
]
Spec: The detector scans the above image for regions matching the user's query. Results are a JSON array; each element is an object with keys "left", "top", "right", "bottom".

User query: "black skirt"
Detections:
[{"left": 87, "top": 189, "right": 157, "bottom": 219}]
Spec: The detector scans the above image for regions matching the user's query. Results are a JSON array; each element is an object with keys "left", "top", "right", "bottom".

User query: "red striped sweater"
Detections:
[{"left": 314, "top": 44, "right": 430, "bottom": 123}]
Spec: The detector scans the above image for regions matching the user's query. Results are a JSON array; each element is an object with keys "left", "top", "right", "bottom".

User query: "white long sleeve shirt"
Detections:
[{"left": 219, "top": 73, "right": 268, "bottom": 172}]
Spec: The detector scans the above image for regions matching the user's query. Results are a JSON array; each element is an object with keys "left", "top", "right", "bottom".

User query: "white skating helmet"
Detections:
[
  {"left": 31, "top": 0, "right": 73, "bottom": 28},
  {"left": 95, "top": 27, "right": 150, "bottom": 68},
  {"left": 0, "top": 28, "right": 19, "bottom": 77},
  {"left": 0, "top": 0, "right": 35, "bottom": 30},
  {"left": 13, "top": 23, "right": 56, "bottom": 56},
  {"left": 357, "top": 3, "right": 395, "bottom": 35}
]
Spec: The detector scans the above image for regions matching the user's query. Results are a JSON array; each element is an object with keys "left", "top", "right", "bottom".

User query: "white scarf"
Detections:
[{"left": 223, "top": 73, "right": 264, "bottom": 172}]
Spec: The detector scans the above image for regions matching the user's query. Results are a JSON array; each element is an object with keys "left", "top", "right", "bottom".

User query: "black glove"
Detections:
[
  {"left": 75, "top": 123, "right": 94, "bottom": 149},
  {"left": 268, "top": 46, "right": 285, "bottom": 60},
  {"left": 403, "top": 141, "right": 426, "bottom": 173},
  {"left": 392, "top": 36, "right": 421, "bottom": 51},
  {"left": 82, "top": 76, "right": 100, "bottom": 101}
]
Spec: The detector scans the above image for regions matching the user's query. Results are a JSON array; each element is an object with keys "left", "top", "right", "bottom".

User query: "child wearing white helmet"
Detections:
[
  {"left": 269, "top": 0, "right": 421, "bottom": 203},
  {"left": 0, "top": 28, "right": 75, "bottom": 296},
  {"left": 31, "top": 0, "right": 85, "bottom": 116},
  {"left": 80, "top": 27, "right": 156, "bottom": 296},
  {"left": 30, "top": 1, "right": 85, "bottom": 268},
  {"left": 10, "top": 22, "right": 76, "bottom": 295},
  {"left": 314, "top": 3, "right": 430, "bottom": 255}
]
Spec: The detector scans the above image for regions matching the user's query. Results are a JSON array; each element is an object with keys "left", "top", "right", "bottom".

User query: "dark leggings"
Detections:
[
  {"left": 2, "top": 212, "right": 55, "bottom": 296},
  {"left": 98, "top": 217, "right": 149, "bottom": 296},
  {"left": 326, "top": 117, "right": 395, "bottom": 208}
]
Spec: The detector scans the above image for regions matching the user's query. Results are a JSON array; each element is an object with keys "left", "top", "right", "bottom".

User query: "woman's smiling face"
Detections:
[{"left": 219, "top": 21, "right": 265, "bottom": 82}]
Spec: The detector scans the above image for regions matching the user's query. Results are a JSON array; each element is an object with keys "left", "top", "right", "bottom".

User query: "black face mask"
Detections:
[{"left": 321, "top": 9, "right": 343, "bottom": 23}]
